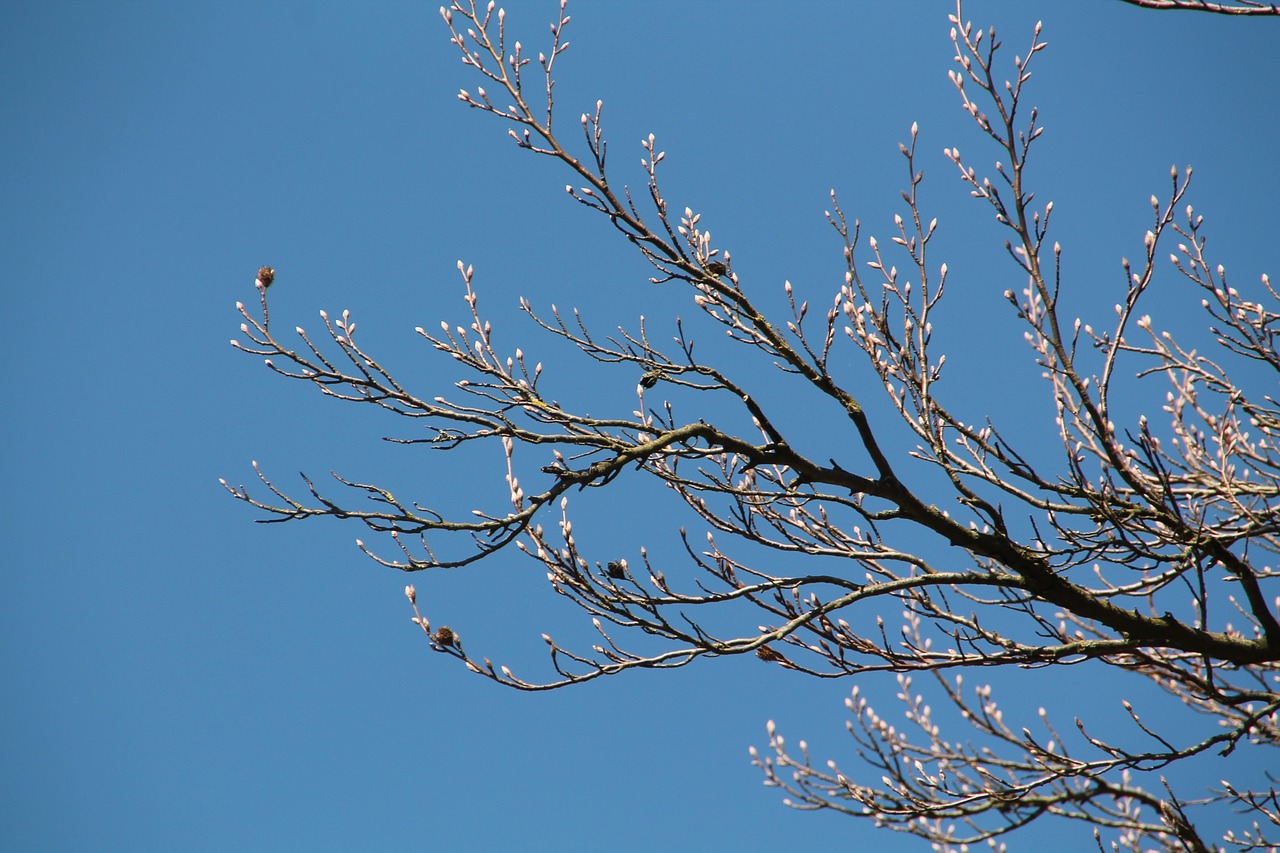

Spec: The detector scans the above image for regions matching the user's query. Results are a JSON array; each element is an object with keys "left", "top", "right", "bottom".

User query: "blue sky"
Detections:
[{"left": 3, "top": 1, "right": 1277, "bottom": 850}]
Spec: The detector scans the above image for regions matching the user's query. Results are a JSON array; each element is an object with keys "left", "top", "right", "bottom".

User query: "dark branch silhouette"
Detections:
[{"left": 227, "top": 2, "right": 1279, "bottom": 849}]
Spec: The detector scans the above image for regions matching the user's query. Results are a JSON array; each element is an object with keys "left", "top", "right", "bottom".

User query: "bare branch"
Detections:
[
  {"left": 228, "top": 2, "right": 1280, "bottom": 850},
  {"left": 1117, "top": 0, "right": 1280, "bottom": 15}
]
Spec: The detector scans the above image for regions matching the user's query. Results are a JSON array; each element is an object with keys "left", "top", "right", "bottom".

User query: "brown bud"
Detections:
[
  {"left": 434, "top": 625, "right": 456, "bottom": 647},
  {"left": 756, "top": 645, "right": 786, "bottom": 663},
  {"left": 256, "top": 266, "right": 276, "bottom": 288}
]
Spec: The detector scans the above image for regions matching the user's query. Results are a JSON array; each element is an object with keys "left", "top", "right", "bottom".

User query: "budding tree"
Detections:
[{"left": 225, "top": 1, "right": 1279, "bottom": 850}]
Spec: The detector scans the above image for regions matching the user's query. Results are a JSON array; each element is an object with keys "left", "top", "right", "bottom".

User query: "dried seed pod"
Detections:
[
  {"left": 756, "top": 645, "right": 786, "bottom": 663},
  {"left": 256, "top": 266, "right": 276, "bottom": 288},
  {"left": 434, "top": 625, "right": 456, "bottom": 647}
]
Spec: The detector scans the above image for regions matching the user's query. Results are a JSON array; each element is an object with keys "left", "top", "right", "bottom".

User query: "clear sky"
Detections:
[{"left": 3, "top": 1, "right": 1277, "bottom": 851}]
